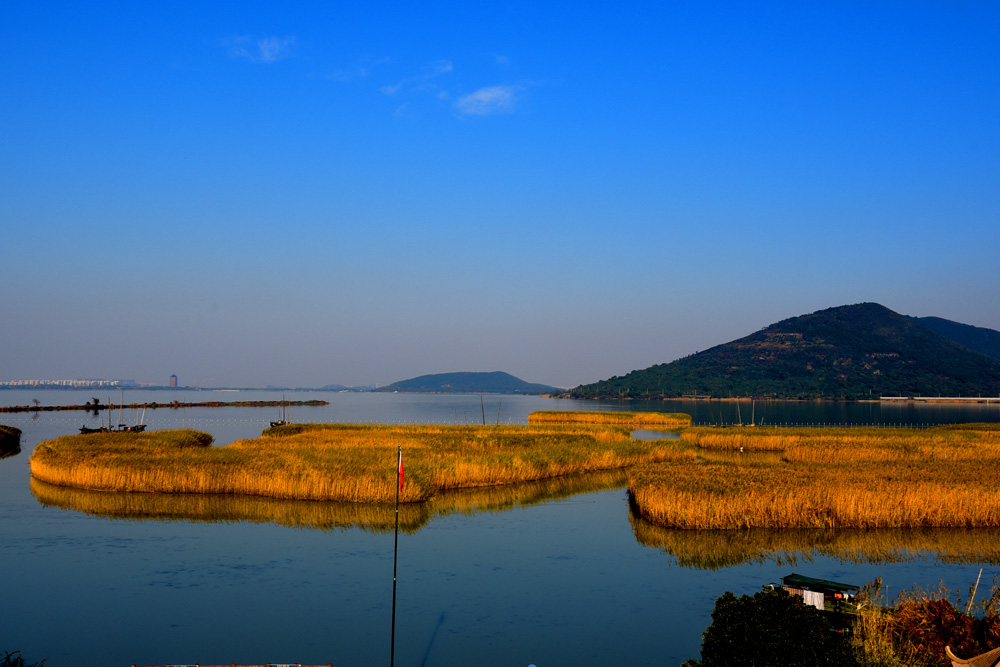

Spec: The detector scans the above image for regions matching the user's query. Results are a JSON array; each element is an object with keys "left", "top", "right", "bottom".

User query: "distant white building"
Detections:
[{"left": 0, "top": 379, "right": 123, "bottom": 388}]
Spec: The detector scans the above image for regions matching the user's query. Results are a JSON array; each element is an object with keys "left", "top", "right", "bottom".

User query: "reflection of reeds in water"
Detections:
[
  {"left": 0, "top": 424, "right": 20, "bottom": 456},
  {"left": 30, "top": 476, "right": 431, "bottom": 533},
  {"left": 629, "top": 504, "right": 1000, "bottom": 569},
  {"left": 427, "top": 469, "right": 627, "bottom": 518},
  {"left": 31, "top": 470, "right": 628, "bottom": 533}
]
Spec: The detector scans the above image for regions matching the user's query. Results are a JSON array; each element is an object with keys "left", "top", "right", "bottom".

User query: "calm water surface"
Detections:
[{"left": 2, "top": 391, "right": 1000, "bottom": 666}]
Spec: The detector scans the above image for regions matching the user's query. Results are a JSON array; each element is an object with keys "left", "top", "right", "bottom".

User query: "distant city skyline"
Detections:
[{"left": 3, "top": 3, "right": 998, "bottom": 389}]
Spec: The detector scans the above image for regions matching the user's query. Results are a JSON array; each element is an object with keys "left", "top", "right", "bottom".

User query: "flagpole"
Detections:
[{"left": 391, "top": 444, "right": 401, "bottom": 667}]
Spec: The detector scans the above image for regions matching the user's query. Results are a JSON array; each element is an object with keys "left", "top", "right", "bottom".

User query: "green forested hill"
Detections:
[
  {"left": 565, "top": 303, "right": 1000, "bottom": 400},
  {"left": 378, "top": 371, "right": 559, "bottom": 394},
  {"left": 907, "top": 316, "right": 1000, "bottom": 361}
]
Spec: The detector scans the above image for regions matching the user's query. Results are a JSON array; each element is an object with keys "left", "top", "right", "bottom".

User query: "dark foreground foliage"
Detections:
[
  {"left": 1, "top": 651, "right": 46, "bottom": 667},
  {"left": 683, "top": 588, "right": 858, "bottom": 667},
  {"left": 892, "top": 595, "right": 1000, "bottom": 666}
]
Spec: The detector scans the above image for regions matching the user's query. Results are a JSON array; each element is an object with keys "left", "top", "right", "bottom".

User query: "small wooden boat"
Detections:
[
  {"left": 79, "top": 423, "right": 147, "bottom": 434},
  {"left": 946, "top": 645, "right": 1000, "bottom": 667},
  {"left": 80, "top": 392, "right": 147, "bottom": 433},
  {"left": 270, "top": 395, "right": 290, "bottom": 427}
]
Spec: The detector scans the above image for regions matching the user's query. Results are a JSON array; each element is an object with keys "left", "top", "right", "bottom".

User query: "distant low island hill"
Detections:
[
  {"left": 376, "top": 371, "right": 560, "bottom": 395},
  {"left": 563, "top": 303, "right": 1000, "bottom": 400}
]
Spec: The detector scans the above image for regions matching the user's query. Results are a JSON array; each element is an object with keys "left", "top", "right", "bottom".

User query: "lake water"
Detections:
[{"left": 3, "top": 390, "right": 1000, "bottom": 666}]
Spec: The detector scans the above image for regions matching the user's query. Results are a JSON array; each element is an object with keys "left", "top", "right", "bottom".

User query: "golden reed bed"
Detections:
[
  {"left": 627, "top": 424, "right": 1000, "bottom": 530},
  {"left": 29, "top": 421, "right": 685, "bottom": 504},
  {"left": 29, "top": 415, "right": 1000, "bottom": 532},
  {"left": 527, "top": 410, "right": 690, "bottom": 427}
]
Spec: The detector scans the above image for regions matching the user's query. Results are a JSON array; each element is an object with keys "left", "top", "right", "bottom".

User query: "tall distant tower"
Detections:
[{"left": 170, "top": 374, "right": 178, "bottom": 388}]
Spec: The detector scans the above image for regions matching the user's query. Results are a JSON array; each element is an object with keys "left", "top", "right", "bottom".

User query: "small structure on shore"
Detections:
[{"left": 769, "top": 573, "right": 861, "bottom": 614}]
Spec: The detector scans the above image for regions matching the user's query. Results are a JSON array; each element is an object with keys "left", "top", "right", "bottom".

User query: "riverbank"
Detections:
[
  {"left": 628, "top": 423, "right": 1000, "bottom": 529},
  {"left": 29, "top": 414, "right": 688, "bottom": 503},
  {"left": 28, "top": 414, "right": 1000, "bottom": 530},
  {"left": 527, "top": 409, "right": 689, "bottom": 426}
]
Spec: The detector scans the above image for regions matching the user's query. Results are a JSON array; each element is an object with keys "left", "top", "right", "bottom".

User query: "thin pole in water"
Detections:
[{"left": 391, "top": 445, "right": 401, "bottom": 667}]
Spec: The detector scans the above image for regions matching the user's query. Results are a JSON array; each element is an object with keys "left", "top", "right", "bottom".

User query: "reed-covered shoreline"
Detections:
[
  {"left": 29, "top": 422, "right": 686, "bottom": 504},
  {"left": 527, "top": 410, "right": 690, "bottom": 426},
  {"left": 28, "top": 414, "right": 1000, "bottom": 531},
  {"left": 628, "top": 423, "right": 1000, "bottom": 530}
]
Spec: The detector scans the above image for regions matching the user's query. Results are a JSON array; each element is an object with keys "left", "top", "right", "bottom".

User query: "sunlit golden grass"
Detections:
[
  {"left": 527, "top": 410, "right": 691, "bottom": 427},
  {"left": 31, "top": 469, "right": 627, "bottom": 533},
  {"left": 630, "top": 424, "right": 1000, "bottom": 529},
  {"left": 30, "top": 423, "right": 692, "bottom": 504}
]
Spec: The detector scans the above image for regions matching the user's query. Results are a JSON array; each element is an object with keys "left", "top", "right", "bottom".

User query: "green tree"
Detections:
[{"left": 684, "top": 589, "right": 858, "bottom": 667}]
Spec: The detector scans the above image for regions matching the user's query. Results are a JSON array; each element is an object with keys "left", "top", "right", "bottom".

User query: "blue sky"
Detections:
[{"left": 3, "top": 1, "right": 998, "bottom": 388}]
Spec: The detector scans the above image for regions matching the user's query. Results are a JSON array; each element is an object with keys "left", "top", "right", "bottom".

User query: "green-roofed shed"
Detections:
[{"left": 781, "top": 573, "right": 860, "bottom": 596}]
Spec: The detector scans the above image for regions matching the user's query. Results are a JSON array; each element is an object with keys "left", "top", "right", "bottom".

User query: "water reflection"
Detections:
[
  {"left": 629, "top": 508, "right": 1000, "bottom": 568},
  {"left": 0, "top": 427, "right": 20, "bottom": 458},
  {"left": 696, "top": 449, "right": 784, "bottom": 464},
  {"left": 30, "top": 470, "right": 627, "bottom": 533},
  {"left": 630, "top": 429, "right": 681, "bottom": 440}
]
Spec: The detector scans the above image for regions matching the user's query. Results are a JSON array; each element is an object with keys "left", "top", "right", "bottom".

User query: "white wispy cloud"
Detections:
[
  {"left": 380, "top": 59, "right": 453, "bottom": 96},
  {"left": 225, "top": 36, "right": 297, "bottom": 63},
  {"left": 455, "top": 85, "right": 518, "bottom": 115}
]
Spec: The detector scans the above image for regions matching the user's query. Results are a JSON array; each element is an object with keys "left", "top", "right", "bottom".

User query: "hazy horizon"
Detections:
[{"left": 4, "top": 3, "right": 998, "bottom": 389}]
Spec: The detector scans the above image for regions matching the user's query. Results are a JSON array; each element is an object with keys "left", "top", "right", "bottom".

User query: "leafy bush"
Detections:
[{"left": 684, "top": 589, "right": 858, "bottom": 667}]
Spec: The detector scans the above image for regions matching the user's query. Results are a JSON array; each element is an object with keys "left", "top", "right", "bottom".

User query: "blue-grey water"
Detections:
[{"left": 2, "top": 391, "right": 1000, "bottom": 666}]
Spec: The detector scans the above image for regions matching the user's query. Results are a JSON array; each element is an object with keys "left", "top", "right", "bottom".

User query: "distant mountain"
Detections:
[
  {"left": 564, "top": 303, "right": 1000, "bottom": 400},
  {"left": 377, "top": 371, "right": 560, "bottom": 395},
  {"left": 907, "top": 316, "right": 1000, "bottom": 361}
]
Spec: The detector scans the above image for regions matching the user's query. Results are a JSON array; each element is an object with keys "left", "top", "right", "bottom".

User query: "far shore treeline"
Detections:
[
  {"left": 561, "top": 303, "right": 1000, "bottom": 400},
  {"left": 0, "top": 399, "right": 328, "bottom": 414}
]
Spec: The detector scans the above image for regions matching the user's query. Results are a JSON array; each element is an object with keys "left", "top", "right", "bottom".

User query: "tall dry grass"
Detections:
[
  {"left": 630, "top": 424, "right": 1000, "bottom": 530},
  {"left": 30, "top": 423, "right": 691, "bottom": 504}
]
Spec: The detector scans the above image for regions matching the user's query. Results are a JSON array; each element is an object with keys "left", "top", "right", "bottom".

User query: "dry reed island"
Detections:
[{"left": 27, "top": 412, "right": 1000, "bottom": 530}]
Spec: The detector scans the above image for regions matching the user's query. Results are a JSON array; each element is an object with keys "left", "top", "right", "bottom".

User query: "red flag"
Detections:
[{"left": 398, "top": 452, "right": 405, "bottom": 491}]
